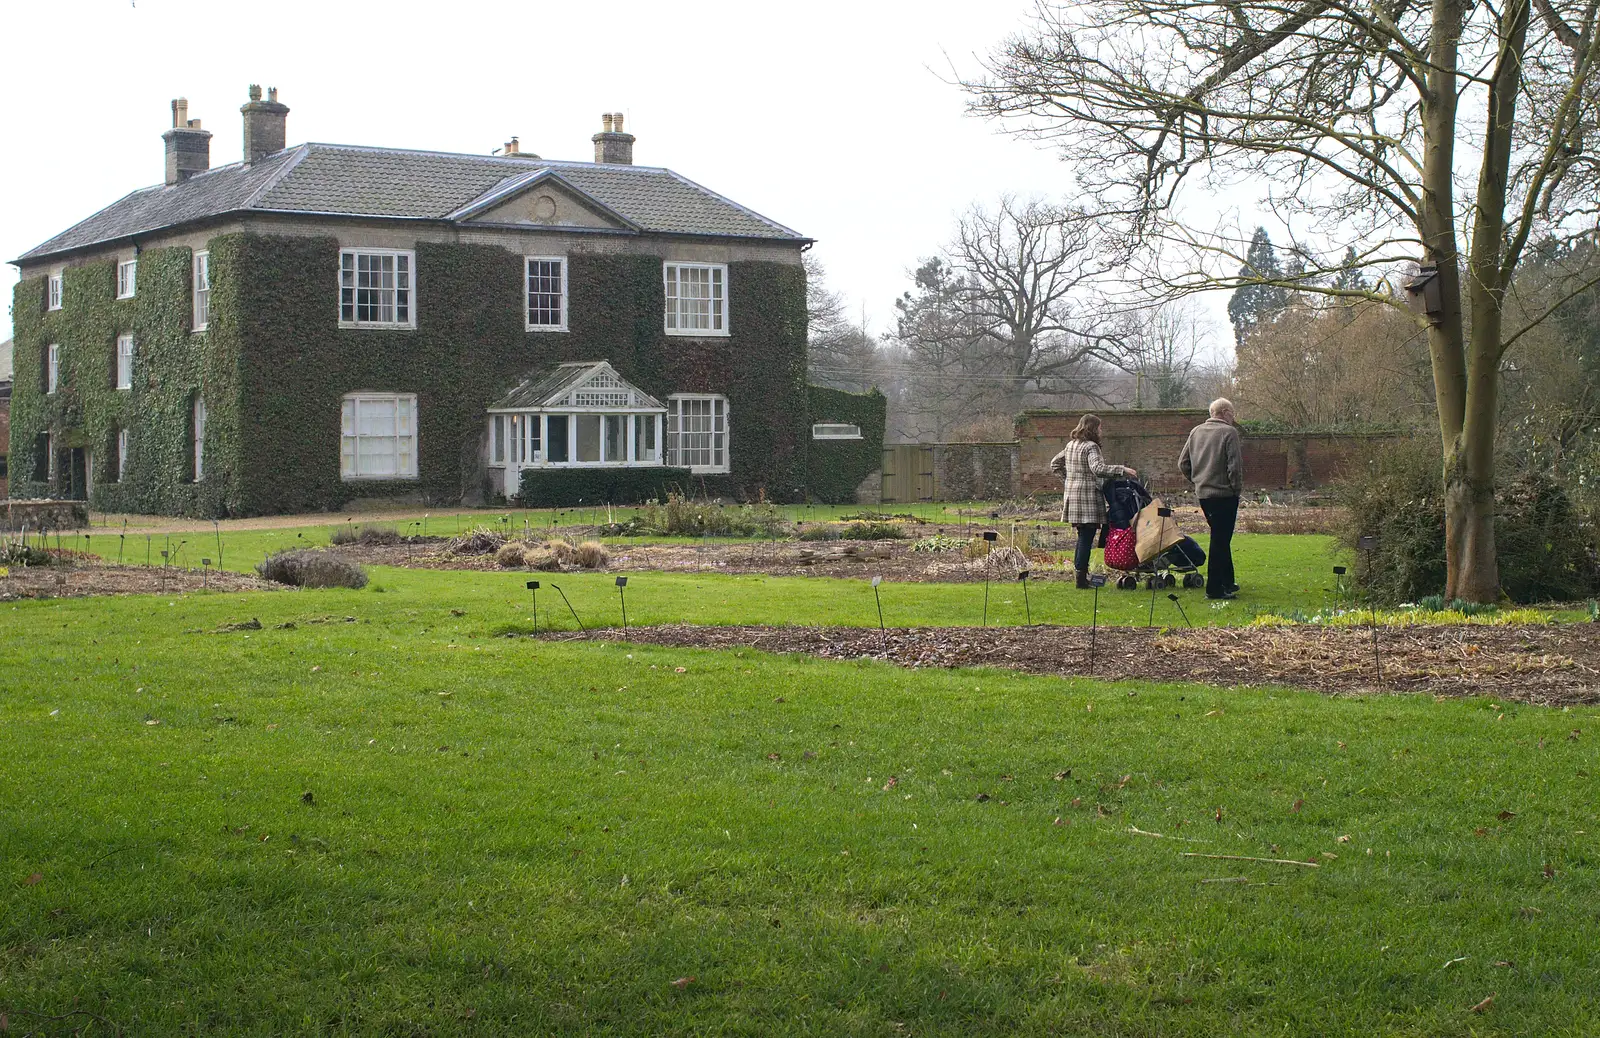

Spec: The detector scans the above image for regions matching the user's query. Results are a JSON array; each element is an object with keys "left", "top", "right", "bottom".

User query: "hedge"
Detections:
[{"left": 516, "top": 466, "right": 696, "bottom": 507}]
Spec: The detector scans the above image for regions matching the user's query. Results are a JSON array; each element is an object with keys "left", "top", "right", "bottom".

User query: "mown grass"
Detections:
[{"left": 3, "top": 583, "right": 1599, "bottom": 1035}]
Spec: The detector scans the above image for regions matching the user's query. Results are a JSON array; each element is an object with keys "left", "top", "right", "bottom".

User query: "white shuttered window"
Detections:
[{"left": 341, "top": 393, "right": 418, "bottom": 479}]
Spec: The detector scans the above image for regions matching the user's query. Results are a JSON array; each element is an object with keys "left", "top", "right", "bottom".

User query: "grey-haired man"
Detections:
[{"left": 1178, "top": 399, "right": 1244, "bottom": 599}]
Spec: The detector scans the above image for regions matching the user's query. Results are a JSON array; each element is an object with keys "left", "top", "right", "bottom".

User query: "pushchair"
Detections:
[{"left": 1100, "top": 478, "right": 1207, "bottom": 591}]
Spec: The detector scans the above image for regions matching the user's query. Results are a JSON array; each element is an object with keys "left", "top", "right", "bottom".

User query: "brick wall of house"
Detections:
[{"left": 1016, "top": 410, "right": 1399, "bottom": 497}]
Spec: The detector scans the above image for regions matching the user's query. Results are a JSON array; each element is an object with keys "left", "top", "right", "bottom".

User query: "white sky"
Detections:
[{"left": 0, "top": 0, "right": 1232, "bottom": 350}]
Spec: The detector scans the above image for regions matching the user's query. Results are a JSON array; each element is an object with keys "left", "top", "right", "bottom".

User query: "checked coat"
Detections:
[{"left": 1049, "top": 439, "right": 1134, "bottom": 524}]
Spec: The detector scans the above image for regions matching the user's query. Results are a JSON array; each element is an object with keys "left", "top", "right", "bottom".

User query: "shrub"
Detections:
[
  {"left": 449, "top": 528, "right": 506, "bottom": 556},
  {"left": 841, "top": 521, "right": 905, "bottom": 540},
  {"left": 574, "top": 541, "right": 610, "bottom": 569},
  {"left": 1335, "top": 439, "right": 1600, "bottom": 603},
  {"left": 256, "top": 549, "right": 369, "bottom": 589},
  {"left": 495, "top": 542, "right": 529, "bottom": 568},
  {"left": 0, "top": 540, "right": 55, "bottom": 567},
  {"left": 636, "top": 494, "right": 788, "bottom": 537},
  {"left": 909, "top": 534, "right": 965, "bottom": 553},
  {"left": 516, "top": 467, "right": 696, "bottom": 508},
  {"left": 797, "top": 524, "right": 842, "bottom": 542},
  {"left": 331, "top": 524, "right": 405, "bottom": 547}
]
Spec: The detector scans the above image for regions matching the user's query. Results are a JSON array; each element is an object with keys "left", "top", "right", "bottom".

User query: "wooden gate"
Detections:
[{"left": 881, "top": 445, "right": 935, "bottom": 503}]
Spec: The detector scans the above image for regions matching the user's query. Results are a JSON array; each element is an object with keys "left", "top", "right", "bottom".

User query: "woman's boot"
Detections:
[{"left": 1076, "top": 569, "right": 1091, "bottom": 589}]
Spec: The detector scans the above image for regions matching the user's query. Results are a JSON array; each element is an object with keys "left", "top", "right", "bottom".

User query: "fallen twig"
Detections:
[{"left": 1182, "top": 852, "right": 1319, "bottom": 868}]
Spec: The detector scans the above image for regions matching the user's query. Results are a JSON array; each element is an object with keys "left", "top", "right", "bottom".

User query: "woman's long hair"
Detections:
[{"left": 1069, "top": 414, "right": 1103, "bottom": 445}]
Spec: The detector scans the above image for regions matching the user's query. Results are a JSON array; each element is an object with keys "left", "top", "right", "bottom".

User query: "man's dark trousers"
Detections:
[{"left": 1199, "top": 495, "right": 1239, "bottom": 597}]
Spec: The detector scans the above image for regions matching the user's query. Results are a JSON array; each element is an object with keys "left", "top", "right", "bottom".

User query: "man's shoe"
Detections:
[
  {"left": 1206, "top": 591, "right": 1237, "bottom": 600},
  {"left": 1076, "top": 569, "right": 1091, "bottom": 589},
  {"left": 1227, "top": 583, "right": 1240, "bottom": 594}
]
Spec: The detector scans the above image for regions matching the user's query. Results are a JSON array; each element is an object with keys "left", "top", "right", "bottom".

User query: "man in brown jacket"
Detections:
[{"left": 1179, "top": 398, "right": 1244, "bottom": 599}]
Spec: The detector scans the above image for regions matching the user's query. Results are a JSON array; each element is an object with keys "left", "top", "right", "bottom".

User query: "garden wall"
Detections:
[
  {"left": 1015, "top": 410, "right": 1400, "bottom": 497},
  {"left": 932, "top": 442, "right": 1020, "bottom": 500}
]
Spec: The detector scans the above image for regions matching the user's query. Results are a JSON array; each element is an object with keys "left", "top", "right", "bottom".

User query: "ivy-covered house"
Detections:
[{"left": 7, "top": 88, "right": 884, "bottom": 516}]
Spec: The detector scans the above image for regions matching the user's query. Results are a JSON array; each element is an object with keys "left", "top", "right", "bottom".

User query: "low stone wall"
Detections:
[
  {"left": 933, "top": 442, "right": 1020, "bottom": 500},
  {"left": 3, "top": 498, "right": 89, "bottom": 532},
  {"left": 1016, "top": 410, "right": 1400, "bottom": 497}
]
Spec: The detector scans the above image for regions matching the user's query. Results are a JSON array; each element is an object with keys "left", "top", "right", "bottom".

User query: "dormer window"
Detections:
[{"left": 664, "top": 263, "right": 727, "bottom": 336}]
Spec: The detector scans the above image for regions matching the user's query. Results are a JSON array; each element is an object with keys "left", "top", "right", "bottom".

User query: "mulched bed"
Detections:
[
  {"left": 542, "top": 623, "right": 1600, "bottom": 705},
  {"left": 0, "top": 560, "right": 281, "bottom": 600}
]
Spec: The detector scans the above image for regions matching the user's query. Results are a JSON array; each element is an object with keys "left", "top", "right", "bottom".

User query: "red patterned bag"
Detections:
[{"left": 1103, "top": 526, "right": 1140, "bottom": 571}]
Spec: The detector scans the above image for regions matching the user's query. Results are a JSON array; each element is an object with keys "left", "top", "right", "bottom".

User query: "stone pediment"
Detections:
[{"left": 449, "top": 169, "right": 637, "bottom": 231}]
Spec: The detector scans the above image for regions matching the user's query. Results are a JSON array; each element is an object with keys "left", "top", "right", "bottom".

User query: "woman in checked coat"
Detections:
[{"left": 1049, "top": 414, "right": 1137, "bottom": 588}]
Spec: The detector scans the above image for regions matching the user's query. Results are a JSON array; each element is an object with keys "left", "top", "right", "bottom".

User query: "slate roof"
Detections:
[
  {"left": 489, "top": 361, "right": 664, "bottom": 412},
  {"left": 17, "top": 143, "right": 806, "bottom": 263}
]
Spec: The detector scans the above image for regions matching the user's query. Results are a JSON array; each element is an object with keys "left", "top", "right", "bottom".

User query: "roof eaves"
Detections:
[{"left": 12, "top": 183, "right": 163, "bottom": 264}]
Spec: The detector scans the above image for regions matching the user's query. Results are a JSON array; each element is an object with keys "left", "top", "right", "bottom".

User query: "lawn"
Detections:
[{"left": 3, "top": 576, "right": 1598, "bottom": 1035}]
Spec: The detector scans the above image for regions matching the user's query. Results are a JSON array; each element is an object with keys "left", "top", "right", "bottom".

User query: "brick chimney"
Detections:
[
  {"left": 163, "top": 97, "right": 212, "bottom": 186},
  {"left": 591, "top": 112, "right": 634, "bottom": 165},
  {"left": 240, "top": 85, "right": 290, "bottom": 164}
]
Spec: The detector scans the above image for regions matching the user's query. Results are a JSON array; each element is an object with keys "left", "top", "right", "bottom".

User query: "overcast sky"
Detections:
[{"left": 0, "top": 0, "right": 1233, "bottom": 351}]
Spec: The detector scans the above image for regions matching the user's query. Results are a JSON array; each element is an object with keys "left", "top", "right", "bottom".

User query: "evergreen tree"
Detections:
[{"left": 1226, "top": 227, "right": 1289, "bottom": 344}]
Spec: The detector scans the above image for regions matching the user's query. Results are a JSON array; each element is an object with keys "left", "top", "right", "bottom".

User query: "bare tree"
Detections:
[
  {"left": 804, "top": 253, "right": 881, "bottom": 393},
  {"left": 966, "top": 0, "right": 1600, "bottom": 600},
  {"left": 1120, "top": 300, "right": 1207, "bottom": 407},
  {"left": 948, "top": 196, "right": 1132, "bottom": 414}
]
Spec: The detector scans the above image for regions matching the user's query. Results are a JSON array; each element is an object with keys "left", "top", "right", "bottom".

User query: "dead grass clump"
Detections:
[
  {"left": 524, "top": 549, "right": 562, "bottom": 572},
  {"left": 256, "top": 549, "right": 369, "bottom": 589},
  {"left": 495, "top": 542, "right": 530, "bottom": 568},
  {"left": 543, "top": 538, "right": 575, "bottom": 563},
  {"left": 331, "top": 524, "right": 404, "bottom": 547},
  {"left": 574, "top": 540, "right": 610, "bottom": 569},
  {"left": 450, "top": 528, "right": 506, "bottom": 555}
]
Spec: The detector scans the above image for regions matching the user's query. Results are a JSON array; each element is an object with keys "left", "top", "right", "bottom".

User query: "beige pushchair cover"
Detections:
[{"left": 1134, "top": 497, "right": 1185, "bottom": 563}]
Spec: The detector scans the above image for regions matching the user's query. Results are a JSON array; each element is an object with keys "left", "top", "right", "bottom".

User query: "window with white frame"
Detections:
[
  {"left": 666, "top": 394, "right": 729, "bottom": 472},
  {"left": 116, "top": 427, "right": 129, "bottom": 482},
  {"left": 812, "top": 422, "right": 863, "bottom": 440},
  {"left": 525, "top": 257, "right": 566, "bottom": 330},
  {"left": 192, "top": 394, "right": 207, "bottom": 481},
  {"left": 193, "top": 251, "right": 211, "bottom": 331},
  {"left": 116, "top": 334, "right": 134, "bottom": 390},
  {"left": 117, "top": 259, "right": 138, "bottom": 299},
  {"left": 663, "top": 263, "right": 727, "bottom": 335},
  {"left": 341, "top": 393, "right": 418, "bottom": 479},
  {"left": 340, "top": 249, "right": 414, "bottom": 328},
  {"left": 47, "top": 274, "right": 63, "bottom": 311},
  {"left": 46, "top": 343, "right": 60, "bottom": 394}
]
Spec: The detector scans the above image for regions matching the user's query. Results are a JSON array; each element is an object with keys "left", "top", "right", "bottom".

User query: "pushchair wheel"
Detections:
[
  {"left": 1183, "top": 572, "right": 1205, "bottom": 589},
  {"left": 1117, "top": 574, "right": 1139, "bottom": 590}
]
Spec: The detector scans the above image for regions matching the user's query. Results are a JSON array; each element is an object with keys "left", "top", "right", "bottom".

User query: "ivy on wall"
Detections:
[
  {"left": 10, "top": 233, "right": 882, "bottom": 516},
  {"left": 8, "top": 249, "right": 228, "bottom": 515},
  {"left": 805, "top": 385, "right": 887, "bottom": 503}
]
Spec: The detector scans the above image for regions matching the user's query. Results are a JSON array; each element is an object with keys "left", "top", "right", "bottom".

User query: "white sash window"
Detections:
[{"left": 341, "top": 393, "right": 418, "bottom": 479}]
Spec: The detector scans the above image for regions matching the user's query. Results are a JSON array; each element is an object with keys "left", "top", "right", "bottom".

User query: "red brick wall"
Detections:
[{"left": 1015, "top": 409, "right": 1398, "bottom": 497}]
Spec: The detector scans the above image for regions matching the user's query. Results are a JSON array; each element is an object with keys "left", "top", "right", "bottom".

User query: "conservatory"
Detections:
[{"left": 487, "top": 361, "right": 728, "bottom": 498}]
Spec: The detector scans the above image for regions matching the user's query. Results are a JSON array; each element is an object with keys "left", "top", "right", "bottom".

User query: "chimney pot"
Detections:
[
  {"left": 163, "top": 97, "right": 211, "bottom": 185},
  {"left": 240, "top": 84, "right": 290, "bottom": 164},
  {"left": 592, "top": 111, "right": 636, "bottom": 165}
]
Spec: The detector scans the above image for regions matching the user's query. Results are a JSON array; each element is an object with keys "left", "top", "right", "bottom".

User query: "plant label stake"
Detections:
[
  {"left": 550, "top": 584, "right": 585, "bottom": 634},
  {"left": 982, "top": 530, "right": 998, "bottom": 626},
  {"left": 1018, "top": 570, "right": 1032, "bottom": 626},
  {"left": 201, "top": 558, "right": 211, "bottom": 590},
  {"left": 616, "top": 576, "right": 629, "bottom": 636},
  {"left": 1087, "top": 572, "right": 1107, "bottom": 672},
  {"left": 1167, "top": 592, "right": 1193, "bottom": 628},
  {"left": 1356, "top": 536, "right": 1382, "bottom": 681},
  {"left": 871, "top": 576, "right": 886, "bottom": 653},
  {"left": 525, "top": 580, "right": 540, "bottom": 636}
]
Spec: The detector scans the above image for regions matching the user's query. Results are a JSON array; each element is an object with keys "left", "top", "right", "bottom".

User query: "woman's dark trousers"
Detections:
[{"left": 1074, "top": 523, "right": 1100, "bottom": 573}]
